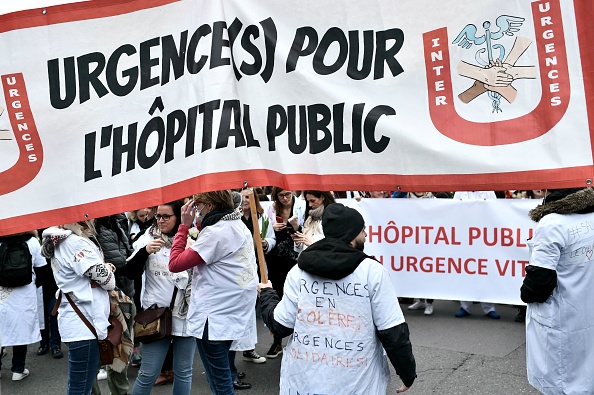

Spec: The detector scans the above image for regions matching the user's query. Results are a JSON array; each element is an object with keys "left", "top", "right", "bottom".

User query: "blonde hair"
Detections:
[
  {"left": 243, "top": 188, "right": 264, "bottom": 217},
  {"left": 193, "top": 190, "right": 234, "bottom": 211}
]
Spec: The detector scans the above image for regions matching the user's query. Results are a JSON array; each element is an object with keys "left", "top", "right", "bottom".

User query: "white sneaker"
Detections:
[
  {"left": 12, "top": 368, "right": 30, "bottom": 381},
  {"left": 242, "top": 350, "right": 266, "bottom": 363},
  {"left": 97, "top": 368, "right": 107, "bottom": 381},
  {"left": 408, "top": 300, "right": 426, "bottom": 310},
  {"left": 424, "top": 304, "right": 434, "bottom": 315}
]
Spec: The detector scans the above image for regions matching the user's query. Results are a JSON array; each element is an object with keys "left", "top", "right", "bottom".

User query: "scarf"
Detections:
[
  {"left": 308, "top": 205, "right": 325, "bottom": 221},
  {"left": 41, "top": 228, "right": 71, "bottom": 259},
  {"left": 201, "top": 208, "right": 240, "bottom": 229},
  {"left": 108, "top": 289, "right": 134, "bottom": 373},
  {"left": 171, "top": 273, "right": 193, "bottom": 320},
  {"left": 148, "top": 224, "right": 174, "bottom": 248}
]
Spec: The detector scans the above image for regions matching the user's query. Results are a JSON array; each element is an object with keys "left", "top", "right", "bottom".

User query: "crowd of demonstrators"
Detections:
[
  {"left": 41, "top": 222, "right": 117, "bottom": 394},
  {"left": 259, "top": 203, "right": 417, "bottom": 393},
  {"left": 169, "top": 191, "right": 259, "bottom": 394},
  {"left": 0, "top": 231, "right": 46, "bottom": 381},
  {"left": 3, "top": 185, "right": 568, "bottom": 394},
  {"left": 125, "top": 199, "right": 196, "bottom": 394},
  {"left": 264, "top": 187, "right": 306, "bottom": 358},
  {"left": 521, "top": 188, "right": 594, "bottom": 395}
]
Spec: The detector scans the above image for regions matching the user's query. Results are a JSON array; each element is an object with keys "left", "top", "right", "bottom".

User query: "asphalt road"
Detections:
[{"left": 0, "top": 300, "right": 540, "bottom": 394}]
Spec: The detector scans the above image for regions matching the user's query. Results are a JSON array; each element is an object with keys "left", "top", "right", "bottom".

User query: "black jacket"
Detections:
[{"left": 95, "top": 214, "right": 134, "bottom": 297}]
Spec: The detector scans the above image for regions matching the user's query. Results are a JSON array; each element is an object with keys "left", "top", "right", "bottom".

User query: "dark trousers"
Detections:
[
  {"left": 40, "top": 294, "right": 61, "bottom": 349},
  {"left": 0, "top": 345, "right": 28, "bottom": 373},
  {"left": 267, "top": 256, "right": 296, "bottom": 346}
]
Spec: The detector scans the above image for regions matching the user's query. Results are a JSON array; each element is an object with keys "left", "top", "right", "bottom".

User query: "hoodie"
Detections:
[{"left": 260, "top": 237, "right": 417, "bottom": 389}]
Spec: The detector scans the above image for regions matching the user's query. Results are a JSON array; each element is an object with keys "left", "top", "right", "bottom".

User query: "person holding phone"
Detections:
[
  {"left": 291, "top": 191, "right": 336, "bottom": 255},
  {"left": 264, "top": 188, "right": 306, "bottom": 358}
]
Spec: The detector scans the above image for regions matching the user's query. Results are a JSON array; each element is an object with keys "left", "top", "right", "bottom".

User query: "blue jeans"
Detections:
[
  {"left": 131, "top": 336, "right": 196, "bottom": 395},
  {"left": 196, "top": 322, "right": 234, "bottom": 395},
  {"left": 66, "top": 339, "right": 100, "bottom": 395},
  {"left": 228, "top": 350, "right": 238, "bottom": 381}
]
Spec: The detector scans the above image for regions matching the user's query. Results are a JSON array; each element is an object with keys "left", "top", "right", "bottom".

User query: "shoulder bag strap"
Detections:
[
  {"left": 62, "top": 290, "right": 99, "bottom": 340},
  {"left": 51, "top": 291, "right": 62, "bottom": 316},
  {"left": 169, "top": 287, "right": 178, "bottom": 310}
]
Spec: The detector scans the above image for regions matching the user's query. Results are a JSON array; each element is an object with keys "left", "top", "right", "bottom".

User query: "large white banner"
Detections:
[
  {"left": 345, "top": 198, "right": 539, "bottom": 305},
  {"left": 1, "top": 0, "right": 593, "bottom": 234}
]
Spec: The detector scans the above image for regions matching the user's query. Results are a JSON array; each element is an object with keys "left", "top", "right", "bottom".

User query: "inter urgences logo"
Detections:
[
  {"left": 0, "top": 73, "right": 44, "bottom": 196},
  {"left": 423, "top": 0, "right": 570, "bottom": 146}
]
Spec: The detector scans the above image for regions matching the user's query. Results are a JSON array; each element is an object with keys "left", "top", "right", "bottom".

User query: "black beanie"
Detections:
[{"left": 322, "top": 203, "right": 365, "bottom": 244}]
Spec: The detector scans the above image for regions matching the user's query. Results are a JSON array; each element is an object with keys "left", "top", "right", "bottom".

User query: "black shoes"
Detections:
[
  {"left": 51, "top": 348, "right": 64, "bottom": 359},
  {"left": 37, "top": 345, "right": 63, "bottom": 358},
  {"left": 266, "top": 343, "right": 283, "bottom": 359},
  {"left": 515, "top": 308, "right": 526, "bottom": 323},
  {"left": 36, "top": 345, "right": 49, "bottom": 356},
  {"left": 233, "top": 379, "right": 252, "bottom": 390}
]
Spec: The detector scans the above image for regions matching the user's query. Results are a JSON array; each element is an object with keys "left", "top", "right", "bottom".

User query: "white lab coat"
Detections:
[
  {"left": 526, "top": 212, "right": 594, "bottom": 394},
  {"left": 0, "top": 237, "right": 46, "bottom": 347},
  {"left": 186, "top": 219, "right": 258, "bottom": 341}
]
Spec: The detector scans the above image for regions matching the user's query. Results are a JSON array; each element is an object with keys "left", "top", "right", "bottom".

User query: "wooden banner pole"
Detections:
[{"left": 248, "top": 190, "right": 268, "bottom": 283}]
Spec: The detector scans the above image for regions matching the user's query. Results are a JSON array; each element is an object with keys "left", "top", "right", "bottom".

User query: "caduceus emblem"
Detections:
[{"left": 452, "top": 15, "right": 536, "bottom": 113}]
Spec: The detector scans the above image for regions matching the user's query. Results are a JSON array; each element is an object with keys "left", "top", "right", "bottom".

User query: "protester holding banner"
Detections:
[
  {"left": 521, "top": 188, "right": 594, "bottom": 395},
  {"left": 259, "top": 203, "right": 416, "bottom": 394},
  {"left": 125, "top": 199, "right": 196, "bottom": 395},
  {"left": 406, "top": 192, "right": 436, "bottom": 315},
  {"left": 369, "top": 191, "right": 389, "bottom": 198},
  {"left": 240, "top": 188, "right": 276, "bottom": 256},
  {"left": 169, "top": 190, "right": 258, "bottom": 395},
  {"left": 292, "top": 191, "right": 336, "bottom": 255},
  {"left": 41, "top": 222, "right": 116, "bottom": 395},
  {"left": 453, "top": 191, "right": 501, "bottom": 319},
  {"left": 236, "top": 187, "right": 275, "bottom": 366},
  {"left": 264, "top": 188, "right": 306, "bottom": 358},
  {"left": 224, "top": 189, "right": 272, "bottom": 390}
]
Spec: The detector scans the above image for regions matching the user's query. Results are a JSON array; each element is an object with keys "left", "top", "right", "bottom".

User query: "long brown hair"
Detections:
[{"left": 303, "top": 190, "right": 335, "bottom": 219}]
